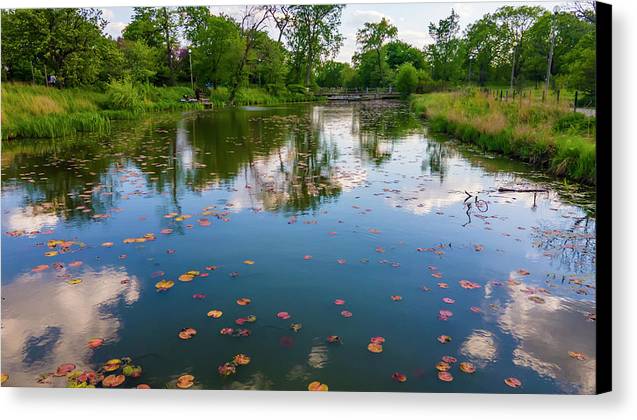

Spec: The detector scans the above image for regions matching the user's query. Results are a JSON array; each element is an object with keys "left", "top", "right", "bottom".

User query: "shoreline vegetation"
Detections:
[
  {"left": 1, "top": 82, "right": 319, "bottom": 140},
  {"left": 410, "top": 90, "right": 596, "bottom": 185},
  {"left": 1, "top": 4, "right": 597, "bottom": 184}
]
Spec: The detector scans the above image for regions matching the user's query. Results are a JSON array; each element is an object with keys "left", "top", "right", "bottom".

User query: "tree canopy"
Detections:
[{"left": 1, "top": 4, "right": 595, "bottom": 100}]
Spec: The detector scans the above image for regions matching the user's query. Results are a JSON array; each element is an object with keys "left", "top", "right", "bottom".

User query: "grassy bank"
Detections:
[
  {"left": 207, "top": 85, "right": 319, "bottom": 107},
  {"left": 411, "top": 90, "right": 596, "bottom": 184},
  {"left": 1, "top": 83, "right": 202, "bottom": 140},
  {"left": 1, "top": 83, "right": 319, "bottom": 140}
]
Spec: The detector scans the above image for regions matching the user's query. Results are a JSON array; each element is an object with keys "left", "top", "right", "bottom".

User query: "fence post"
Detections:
[
  {"left": 573, "top": 90, "right": 578, "bottom": 113},
  {"left": 556, "top": 89, "right": 560, "bottom": 103},
  {"left": 542, "top": 90, "right": 545, "bottom": 103}
]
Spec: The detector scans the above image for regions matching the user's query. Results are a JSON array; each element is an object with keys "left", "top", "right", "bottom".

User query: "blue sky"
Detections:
[{"left": 100, "top": 1, "right": 563, "bottom": 64}]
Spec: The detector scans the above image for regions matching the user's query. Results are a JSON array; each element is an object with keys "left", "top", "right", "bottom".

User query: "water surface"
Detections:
[{"left": 1, "top": 102, "right": 596, "bottom": 393}]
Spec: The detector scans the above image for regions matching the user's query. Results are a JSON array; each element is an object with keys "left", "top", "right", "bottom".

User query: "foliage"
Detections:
[
  {"left": 123, "top": 7, "right": 180, "bottom": 85},
  {"left": 426, "top": 9, "right": 464, "bottom": 82},
  {"left": 105, "top": 79, "right": 145, "bottom": 112},
  {"left": 285, "top": 5, "right": 345, "bottom": 86},
  {"left": 384, "top": 40, "right": 426, "bottom": 70},
  {"left": 356, "top": 18, "right": 397, "bottom": 86},
  {"left": 395, "top": 63, "right": 419, "bottom": 97},
  {"left": 316, "top": 61, "right": 353, "bottom": 88},
  {"left": 1, "top": 8, "right": 113, "bottom": 87}
]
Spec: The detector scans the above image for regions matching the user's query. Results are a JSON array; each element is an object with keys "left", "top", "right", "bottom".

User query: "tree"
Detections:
[
  {"left": 316, "top": 61, "right": 351, "bottom": 88},
  {"left": 1, "top": 8, "right": 114, "bottom": 86},
  {"left": 493, "top": 6, "right": 543, "bottom": 90},
  {"left": 522, "top": 10, "right": 591, "bottom": 86},
  {"left": 426, "top": 9, "right": 464, "bottom": 82},
  {"left": 384, "top": 40, "right": 426, "bottom": 70},
  {"left": 187, "top": 14, "right": 243, "bottom": 87},
  {"left": 356, "top": 17, "right": 397, "bottom": 86},
  {"left": 394, "top": 63, "right": 418, "bottom": 97},
  {"left": 119, "top": 39, "right": 157, "bottom": 83},
  {"left": 267, "top": 5, "right": 292, "bottom": 44},
  {"left": 123, "top": 7, "right": 180, "bottom": 85},
  {"left": 464, "top": 14, "right": 505, "bottom": 84},
  {"left": 559, "top": 29, "right": 595, "bottom": 100},
  {"left": 228, "top": 6, "right": 270, "bottom": 103},
  {"left": 286, "top": 5, "right": 344, "bottom": 86},
  {"left": 250, "top": 31, "right": 288, "bottom": 87}
]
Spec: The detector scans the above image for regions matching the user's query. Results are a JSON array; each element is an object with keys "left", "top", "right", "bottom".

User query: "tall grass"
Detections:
[
  {"left": 411, "top": 90, "right": 596, "bottom": 184},
  {"left": 1, "top": 84, "right": 110, "bottom": 139},
  {"left": 1, "top": 82, "right": 201, "bottom": 140}
]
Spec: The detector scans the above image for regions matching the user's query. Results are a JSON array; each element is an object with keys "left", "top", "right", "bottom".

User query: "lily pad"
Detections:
[
  {"left": 307, "top": 381, "right": 328, "bottom": 391},
  {"left": 207, "top": 310, "right": 223, "bottom": 318},
  {"left": 233, "top": 354, "right": 251, "bottom": 365},
  {"left": 178, "top": 327, "right": 197, "bottom": 340},
  {"left": 176, "top": 374, "right": 194, "bottom": 389},
  {"left": 102, "top": 374, "right": 125, "bottom": 387}
]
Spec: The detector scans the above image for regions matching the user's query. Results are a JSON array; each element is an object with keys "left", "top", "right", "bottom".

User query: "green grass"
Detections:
[
  {"left": 2, "top": 83, "right": 320, "bottom": 140},
  {"left": 411, "top": 90, "right": 596, "bottom": 184},
  {"left": 208, "top": 86, "right": 319, "bottom": 107},
  {"left": 1, "top": 82, "right": 202, "bottom": 140}
]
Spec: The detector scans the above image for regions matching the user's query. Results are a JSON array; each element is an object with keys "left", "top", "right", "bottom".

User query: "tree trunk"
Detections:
[
  {"left": 377, "top": 49, "right": 383, "bottom": 86},
  {"left": 229, "top": 39, "right": 252, "bottom": 104},
  {"left": 162, "top": 8, "right": 175, "bottom": 85}
]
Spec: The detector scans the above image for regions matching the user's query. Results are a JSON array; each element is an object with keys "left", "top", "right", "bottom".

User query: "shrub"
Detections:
[
  {"left": 395, "top": 63, "right": 418, "bottom": 98},
  {"left": 105, "top": 79, "right": 144, "bottom": 113},
  {"left": 287, "top": 84, "right": 308, "bottom": 95}
]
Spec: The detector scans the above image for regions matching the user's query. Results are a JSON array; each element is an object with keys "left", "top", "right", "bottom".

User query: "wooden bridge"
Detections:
[{"left": 316, "top": 88, "right": 401, "bottom": 101}]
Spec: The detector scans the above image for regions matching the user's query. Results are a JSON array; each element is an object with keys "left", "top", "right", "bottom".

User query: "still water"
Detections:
[{"left": 1, "top": 102, "right": 596, "bottom": 393}]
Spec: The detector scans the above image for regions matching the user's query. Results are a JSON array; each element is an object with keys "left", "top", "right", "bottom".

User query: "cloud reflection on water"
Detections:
[
  {"left": 1, "top": 266, "right": 140, "bottom": 386},
  {"left": 498, "top": 280, "right": 596, "bottom": 394}
]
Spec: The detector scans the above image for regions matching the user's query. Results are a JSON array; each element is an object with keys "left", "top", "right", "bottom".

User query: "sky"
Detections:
[{"left": 100, "top": 1, "right": 563, "bottom": 64}]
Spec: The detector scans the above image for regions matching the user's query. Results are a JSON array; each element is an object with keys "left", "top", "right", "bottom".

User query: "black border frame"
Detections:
[{"left": 595, "top": 1, "right": 612, "bottom": 395}]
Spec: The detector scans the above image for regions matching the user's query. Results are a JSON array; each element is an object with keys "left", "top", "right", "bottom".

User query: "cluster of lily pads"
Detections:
[
  {"left": 34, "top": 356, "right": 147, "bottom": 389},
  {"left": 218, "top": 354, "right": 251, "bottom": 377}
]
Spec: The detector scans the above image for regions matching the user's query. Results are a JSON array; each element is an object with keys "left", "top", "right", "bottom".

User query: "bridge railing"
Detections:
[{"left": 316, "top": 87, "right": 397, "bottom": 96}]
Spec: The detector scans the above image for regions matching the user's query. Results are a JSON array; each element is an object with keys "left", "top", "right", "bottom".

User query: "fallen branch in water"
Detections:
[{"left": 498, "top": 187, "right": 548, "bottom": 193}]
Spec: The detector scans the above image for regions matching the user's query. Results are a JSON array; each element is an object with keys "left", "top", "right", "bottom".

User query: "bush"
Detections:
[
  {"left": 105, "top": 79, "right": 144, "bottom": 113},
  {"left": 395, "top": 63, "right": 418, "bottom": 97},
  {"left": 287, "top": 84, "right": 308, "bottom": 95}
]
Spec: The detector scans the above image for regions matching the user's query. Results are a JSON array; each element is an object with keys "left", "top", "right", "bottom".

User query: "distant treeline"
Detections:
[{"left": 1, "top": 3, "right": 596, "bottom": 102}]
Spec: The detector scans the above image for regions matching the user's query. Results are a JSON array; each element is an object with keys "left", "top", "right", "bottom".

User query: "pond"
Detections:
[{"left": 1, "top": 101, "right": 596, "bottom": 393}]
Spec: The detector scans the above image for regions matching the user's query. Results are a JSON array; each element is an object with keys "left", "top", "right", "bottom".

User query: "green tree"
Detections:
[
  {"left": 384, "top": 40, "right": 426, "bottom": 70},
  {"left": 493, "top": 5, "right": 543, "bottom": 90},
  {"left": 187, "top": 14, "right": 244, "bottom": 87},
  {"left": 521, "top": 10, "right": 591, "bottom": 86},
  {"left": 356, "top": 17, "right": 398, "bottom": 86},
  {"left": 426, "top": 9, "right": 464, "bottom": 82},
  {"left": 1, "top": 8, "right": 115, "bottom": 86},
  {"left": 250, "top": 31, "right": 288, "bottom": 87},
  {"left": 464, "top": 14, "right": 505, "bottom": 84},
  {"left": 123, "top": 7, "right": 180, "bottom": 85},
  {"left": 119, "top": 39, "right": 157, "bottom": 83},
  {"left": 559, "top": 30, "right": 595, "bottom": 100},
  {"left": 316, "top": 61, "right": 351, "bottom": 88},
  {"left": 228, "top": 6, "right": 270, "bottom": 103},
  {"left": 286, "top": 5, "right": 344, "bottom": 86}
]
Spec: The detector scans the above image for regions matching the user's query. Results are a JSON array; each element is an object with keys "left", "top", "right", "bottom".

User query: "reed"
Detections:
[
  {"left": 1, "top": 82, "right": 202, "bottom": 140},
  {"left": 411, "top": 90, "right": 596, "bottom": 184}
]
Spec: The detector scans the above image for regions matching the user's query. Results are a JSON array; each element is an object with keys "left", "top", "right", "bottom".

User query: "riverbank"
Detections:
[
  {"left": 1, "top": 83, "right": 318, "bottom": 140},
  {"left": 410, "top": 91, "right": 596, "bottom": 184}
]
